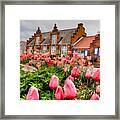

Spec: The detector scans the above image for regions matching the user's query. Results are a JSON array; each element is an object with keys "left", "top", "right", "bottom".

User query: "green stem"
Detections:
[
  {"left": 52, "top": 90, "right": 54, "bottom": 100},
  {"left": 87, "top": 78, "right": 89, "bottom": 85}
]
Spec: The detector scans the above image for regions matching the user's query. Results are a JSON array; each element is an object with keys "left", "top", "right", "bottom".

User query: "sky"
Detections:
[{"left": 20, "top": 20, "right": 100, "bottom": 41}]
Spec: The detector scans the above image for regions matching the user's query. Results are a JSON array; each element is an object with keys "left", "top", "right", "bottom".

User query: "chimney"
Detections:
[
  {"left": 52, "top": 23, "right": 58, "bottom": 32},
  {"left": 36, "top": 27, "right": 41, "bottom": 34},
  {"left": 78, "top": 23, "right": 83, "bottom": 28}
]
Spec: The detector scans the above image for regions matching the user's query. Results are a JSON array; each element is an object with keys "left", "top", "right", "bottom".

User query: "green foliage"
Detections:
[
  {"left": 20, "top": 58, "right": 31, "bottom": 64},
  {"left": 20, "top": 64, "right": 97, "bottom": 100}
]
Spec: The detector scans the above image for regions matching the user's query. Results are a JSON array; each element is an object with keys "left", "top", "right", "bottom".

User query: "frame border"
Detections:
[{"left": 0, "top": 0, "right": 119, "bottom": 119}]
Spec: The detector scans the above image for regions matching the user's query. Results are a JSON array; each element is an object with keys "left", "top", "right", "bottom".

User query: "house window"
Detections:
[
  {"left": 80, "top": 49, "right": 88, "bottom": 57},
  {"left": 52, "top": 35, "right": 57, "bottom": 44},
  {"left": 61, "top": 46, "right": 67, "bottom": 54},
  {"left": 94, "top": 48, "right": 99, "bottom": 55},
  {"left": 36, "top": 37, "right": 40, "bottom": 45},
  {"left": 99, "top": 48, "right": 100, "bottom": 56},
  {"left": 80, "top": 51, "right": 84, "bottom": 57},
  {"left": 43, "top": 46, "right": 47, "bottom": 51},
  {"left": 51, "top": 46, "right": 56, "bottom": 55},
  {"left": 84, "top": 50, "right": 88, "bottom": 56}
]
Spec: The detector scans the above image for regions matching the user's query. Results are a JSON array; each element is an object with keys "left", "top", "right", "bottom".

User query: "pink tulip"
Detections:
[
  {"left": 55, "top": 86, "right": 64, "bottom": 100},
  {"left": 67, "top": 51, "right": 72, "bottom": 55},
  {"left": 63, "top": 67, "right": 67, "bottom": 72},
  {"left": 20, "top": 54, "right": 27, "bottom": 61},
  {"left": 85, "top": 69, "right": 91, "bottom": 79},
  {"left": 57, "top": 60, "right": 63, "bottom": 66},
  {"left": 49, "top": 75, "right": 59, "bottom": 90},
  {"left": 88, "top": 61, "right": 93, "bottom": 66},
  {"left": 76, "top": 54, "right": 81, "bottom": 59},
  {"left": 26, "top": 86, "right": 39, "bottom": 100},
  {"left": 92, "top": 69, "right": 100, "bottom": 81},
  {"left": 65, "top": 56, "right": 70, "bottom": 60},
  {"left": 29, "top": 60, "right": 33, "bottom": 65},
  {"left": 27, "top": 53, "right": 33, "bottom": 58},
  {"left": 64, "top": 79, "right": 77, "bottom": 99},
  {"left": 34, "top": 54, "right": 38, "bottom": 60},
  {"left": 90, "top": 93, "right": 100, "bottom": 100},
  {"left": 73, "top": 52, "right": 81, "bottom": 59},
  {"left": 47, "top": 58, "right": 54, "bottom": 65},
  {"left": 71, "top": 67, "right": 80, "bottom": 77},
  {"left": 62, "top": 58, "right": 67, "bottom": 63},
  {"left": 96, "top": 85, "right": 100, "bottom": 94},
  {"left": 37, "top": 57, "right": 40, "bottom": 61},
  {"left": 73, "top": 52, "right": 78, "bottom": 57},
  {"left": 66, "top": 75, "right": 74, "bottom": 81}
]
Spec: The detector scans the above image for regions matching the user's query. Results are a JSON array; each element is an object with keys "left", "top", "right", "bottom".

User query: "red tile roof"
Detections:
[{"left": 73, "top": 36, "right": 95, "bottom": 49}]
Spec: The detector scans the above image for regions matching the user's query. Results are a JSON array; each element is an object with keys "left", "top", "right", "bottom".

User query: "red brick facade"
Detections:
[{"left": 26, "top": 23, "right": 100, "bottom": 60}]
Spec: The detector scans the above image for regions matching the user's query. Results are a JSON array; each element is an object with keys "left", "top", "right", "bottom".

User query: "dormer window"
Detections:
[{"left": 52, "top": 35, "right": 57, "bottom": 44}]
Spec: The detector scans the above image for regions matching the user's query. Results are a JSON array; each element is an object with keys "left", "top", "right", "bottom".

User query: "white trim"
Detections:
[{"left": 72, "top": 37, "right": 84, "bottom": 46}]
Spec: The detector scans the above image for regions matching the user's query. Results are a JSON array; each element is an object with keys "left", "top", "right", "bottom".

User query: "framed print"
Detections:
[{"left": 0, "top": 0, "right": 120, "bottom": 119}]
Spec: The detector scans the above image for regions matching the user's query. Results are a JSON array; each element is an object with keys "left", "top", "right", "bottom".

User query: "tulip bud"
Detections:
[
  {"left": 63, "top": 67, "right": 67, "bottom": 72},
  {"left": 85, "top": 69, "right": 91, "bottom": 79},
  {"left": 67, "top": 51, "right": 72, "bottom": 55},
  {"left": 90, "top": 93, "right": 100, "bottom": 100},
  {"left": 64, "top": 79, "right": 77, "bottom": 99},
  {"left": 49, "top": 75, "right": 59, "bottom": 90},
  {"left": 71, "top": 67, "right": 80, "bottom": 77},
  {"left": 92, "top": 69, "right": 100, "bottom": 81},
  {"left": 66, "top": 75, "right": 74, "bottom": 81},
  {"left": 29, "top": 60, "right": 33, "bottom": 65},
  {"left": 34, "top": 54, "right": 38, "bottom": 60},
  {"left": 26, "top": 86, "right": 39, "bottom": 100},
  {"left": 96, "top": 85, "right": 100, "bottom": 94},
  {"left": 55, "top": 86, "right": 64, "bottom": 100}
]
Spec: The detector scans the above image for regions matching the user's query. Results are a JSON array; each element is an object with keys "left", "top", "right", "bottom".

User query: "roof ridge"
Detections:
[
  {"left": 59, "top": 28, "right": 76, "bottom": 31},
  {"left": 41, "top": 28, "right": 76, "bottom": 34}
]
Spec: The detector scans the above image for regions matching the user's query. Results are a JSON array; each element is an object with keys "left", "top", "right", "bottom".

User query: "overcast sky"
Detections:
[{"left": 20, "top": 20, "right": 100, "bottom": 41}]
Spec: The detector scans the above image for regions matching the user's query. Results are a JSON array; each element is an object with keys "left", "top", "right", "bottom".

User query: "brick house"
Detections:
[{"left": 26, "top": 23, "right": 100, "bottom": 59}]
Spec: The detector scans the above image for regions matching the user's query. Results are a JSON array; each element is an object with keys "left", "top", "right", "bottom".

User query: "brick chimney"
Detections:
[
  {"left": 52, "top": 23, "right": 58, "bottom": 32},
  {"left": 36, "top": 27, "right": 41, "bottom": 34}
]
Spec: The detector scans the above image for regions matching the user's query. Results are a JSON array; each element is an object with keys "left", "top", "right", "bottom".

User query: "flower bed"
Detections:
[{"left": 20, "top": 51, "right": 100, "bottom": 100}]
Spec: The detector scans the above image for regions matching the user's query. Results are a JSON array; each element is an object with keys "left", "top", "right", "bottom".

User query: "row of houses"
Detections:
[{"left": 25, "top": 23, "right": 100, "bottom": 58}]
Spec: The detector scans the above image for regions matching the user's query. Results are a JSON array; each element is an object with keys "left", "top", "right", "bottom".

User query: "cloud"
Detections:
[{"left": 20, "top": 20, "right": 100, "bottom": 41}]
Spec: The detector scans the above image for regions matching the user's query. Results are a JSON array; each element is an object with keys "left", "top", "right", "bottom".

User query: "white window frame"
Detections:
[
  {"left": 94, "top": 48, "right": 99, "bottom": 55},
  {"left": 52, "top": 35, "right": 57, "bottom": 44},
  {"left": 61, "top": 46, "right": 67, "bottom": 54},
  {"left": 51, "top": 46, "right": 56, "bottom": 55},
  {"left": 43, "top": 45, "right": 47, "bottom": 51},
  {"left": 84, "top": 50, "right": 88, "bottom": 56}
]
